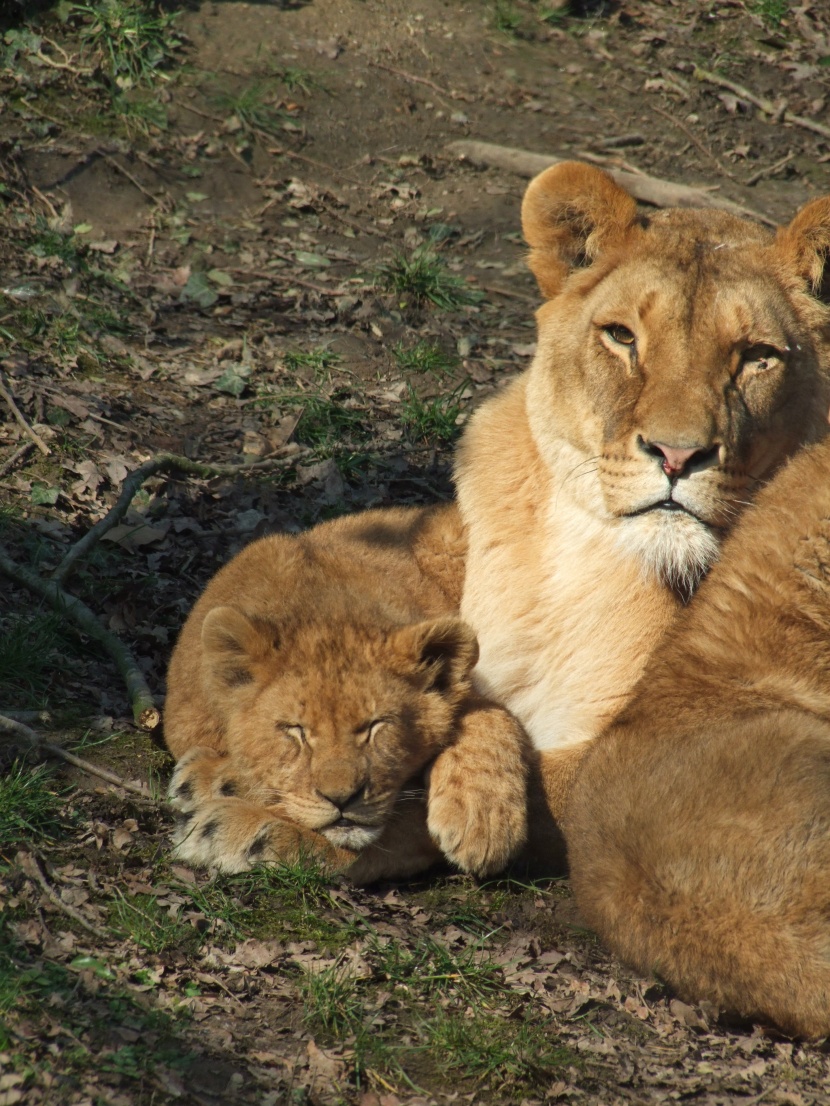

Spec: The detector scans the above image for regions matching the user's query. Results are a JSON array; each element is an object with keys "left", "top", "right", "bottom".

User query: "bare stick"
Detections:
[
  {"left": 18, "top": 851, "right": 109, "bottom": 939},
  {"left": 745, "top": 151, "right": 796, "bottom": 188},
  {"left": 649, "top": 104, "right": 735, "bottom": 180},
  {"left": 52, "top": 449, "right": 307, "bottom": 588},
  {"left": 0, "top": 547, "right": 160, "bottom": 730},
  {"left": 101, "top": 154, "right": 158, "bottom": 204},
  {"left": 369, "top": 61, "right": 453, "bottom": 102},
  {"left": 446, "top": 141, "right": 774, "bottom": 225},
  {"left": 0, "top": 373, "right": 50, "bottom": 455},
  {"left": 694, "top": 68, "right": 830, "bottom": 142},
  {"left": 0, "top": 713, "right": 156, "bottom": 800},
  {"left": 0, "top": 441, "right": 36, "bottom": 478}
]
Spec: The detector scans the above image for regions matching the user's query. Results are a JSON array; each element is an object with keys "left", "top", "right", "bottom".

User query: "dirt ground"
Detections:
[{"left": 3, "top": 0, "right": 830, "bottom": 1103}]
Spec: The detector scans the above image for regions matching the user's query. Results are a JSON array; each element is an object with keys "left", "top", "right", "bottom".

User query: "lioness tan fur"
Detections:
[
  {"left": 455, "top": 162, "right": 830, "bottom": 838},
  {"left": 566, "top": 434, "right": 830, "bottom": 1038},
  {"left": 164, "top": 505, "right": 529, "bottom": 881}
]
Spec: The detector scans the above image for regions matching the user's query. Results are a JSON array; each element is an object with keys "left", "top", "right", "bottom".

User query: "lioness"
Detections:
[
  {"left": 566, "top": 435, "right": 830, "bottom": 1038},
  {"left": 164, "top": 506, "right": 528, "bottom": 881},
  {"left": 456, "top": 162, "right": 830, "bottom": 829}
]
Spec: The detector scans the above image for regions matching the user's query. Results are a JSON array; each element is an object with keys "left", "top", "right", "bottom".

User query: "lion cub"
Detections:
[
  {"left": 164, "top": 505, "right": 529, "bottom": 881},
  {"left": 566, "top": 435, "right": 830, "bottom": 1038}
]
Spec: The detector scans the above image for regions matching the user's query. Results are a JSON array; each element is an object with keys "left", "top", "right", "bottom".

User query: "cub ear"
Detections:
[
  {"left": 391, "top": 616, "right": 479, "bottom": 694},
  {"left": 201, "top": 606, "right": 275, "bottom": 689},
  {"left": 521, "top": 161, "right": 639, "bottom": 299},
  {"left": 775, "top": 195, "right": 830, "bottom": 304}
]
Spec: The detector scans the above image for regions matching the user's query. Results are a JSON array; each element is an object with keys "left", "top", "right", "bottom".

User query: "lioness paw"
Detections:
[
  {"left": 172, "top": 797, "right": 345, "bottom": 874},
  {"left": 168, "top": 747, "right": 245, "bottom": 813},
  {"left": 427, "top": 710, "right": 529, "bottom": 877}
]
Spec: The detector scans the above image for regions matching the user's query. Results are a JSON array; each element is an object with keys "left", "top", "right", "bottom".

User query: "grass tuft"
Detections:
[
  {"left": 393, "top": 340, "right": 458, "bottom": 381},
  {"left": 72, "top": 0, "right": 185, "bottom": 89},
  {"left": 0, "top": 762, "right": 65, "bottom": 849},
  {"left": 109, "top": 892, "right": 196, "bottom": 954},
  {"left": 376, "top": 247, "right": 482, "bottom": 310},
  {"left": 400, "top": 380, "right": 468, "bottom": 446}
]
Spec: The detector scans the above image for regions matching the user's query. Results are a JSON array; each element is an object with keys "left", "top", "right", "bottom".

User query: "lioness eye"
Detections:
[
  {"left": 741, "top": 344, "right": 783, "bottom": 371},
  {"left": 604, "top": 324, "right": 636, "bottom": 347},
  {"left": 280, "top": 724, "right": 306, "bottom": 744}
]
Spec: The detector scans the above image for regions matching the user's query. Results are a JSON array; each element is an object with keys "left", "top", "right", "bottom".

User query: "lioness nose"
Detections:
[{"left": 643, "top": 440, "right": 718, "bottom": 477}]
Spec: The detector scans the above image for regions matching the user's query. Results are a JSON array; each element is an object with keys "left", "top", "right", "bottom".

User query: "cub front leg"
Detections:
[
  {"left": 168, "top": 746, "right": 246, "bottom": 812},
  {"left": 426, "top": 697, "right": 530, "bottom": 877}
]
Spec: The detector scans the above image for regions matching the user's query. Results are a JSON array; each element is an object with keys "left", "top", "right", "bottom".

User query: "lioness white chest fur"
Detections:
[{"left": 456, "top": 163, "right": 830, "bottom": 813}]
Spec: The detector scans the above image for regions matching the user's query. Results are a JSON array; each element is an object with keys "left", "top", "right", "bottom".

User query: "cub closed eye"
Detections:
[
  {"left": 279, "top": 723, "right": 306, "bottom": 744},
  {"left": 603, "top": 323, "right": 636, "bottom": 347},
  {"left": 367, "top": 720, "right": 388, "bottom": 742}
]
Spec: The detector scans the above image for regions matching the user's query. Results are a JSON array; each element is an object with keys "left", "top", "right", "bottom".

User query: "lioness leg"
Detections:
[{"left": 426, "top": 697, "right": 530, "bottom": 877}]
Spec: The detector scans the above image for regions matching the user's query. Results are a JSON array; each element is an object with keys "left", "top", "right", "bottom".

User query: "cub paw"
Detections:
[
  {"left": 426, "top": 714, "right": 529, "bottom": 877},
  {"left": 172, "top": 797, "right": 320, "bottom": 874},
  {"left": 168, "top": 747, "right": 244, "bottom": 813}
]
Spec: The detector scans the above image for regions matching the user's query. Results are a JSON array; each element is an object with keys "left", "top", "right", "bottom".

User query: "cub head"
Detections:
[
  {"left": 200, "top": 605, "right": 478, "bottom": 851},
  {"left": 522, "top": 161, "right": 830, "bottom": 593}
]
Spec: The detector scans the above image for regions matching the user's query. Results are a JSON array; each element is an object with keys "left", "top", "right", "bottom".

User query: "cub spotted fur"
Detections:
[
  {"left": 566, "top": 435, "right": 830, "bottom": 1039},
  {"left": 456, "top": 162, "right": 830, "bottom": 833},
  {"left": 164, "top": 505, "right": 528, "bottom": 881}
]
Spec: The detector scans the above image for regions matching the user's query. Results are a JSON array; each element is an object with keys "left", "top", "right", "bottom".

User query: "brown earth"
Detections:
[{"left": 2, "top": 1, "right": 830, "bottom": 1104}]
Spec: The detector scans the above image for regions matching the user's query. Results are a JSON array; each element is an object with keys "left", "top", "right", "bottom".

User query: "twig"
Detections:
[
  {"left": 745, "top": 151, "right": 796, "bottom": 187},
  {"left": 368, "top": 61, "right": 453, "bottom": 102},
  {"left": 0, "top": 709, "right": 52, "bottom": 724},
  {"left": 0, "top": 440, "right": 36, "bottom": 477},
  {"left": 694, "top": 67, "right": 830, "bottom": 142},
  {"left": 101, "top": 154, "right": 158, "bottom": 204},
  {"left": 649, "top": 103, "right": 735, "bottom": 180},
  {"left": 0, "top": 373, "right": 50, "bottom": 455},
  {"left": 18, "top": 851, "right": 109, "bottom": 939},
  {"left": 446, "top": 140, "right": 775, "bottom": 225},
  {"left": 226, "top": 266, "right": 357, "bottom": 296},
  {"left": 52, "top": 449, "right": 307, "bottom": 589},
  {"left": 29, "top": 185, "right": 59, "bottom": 220},
  {"left": 0, "top": 713, "right": 155, "bottom": 800},
  {"left": 0, "top": 547, "right": 160, "bottom": 730}
]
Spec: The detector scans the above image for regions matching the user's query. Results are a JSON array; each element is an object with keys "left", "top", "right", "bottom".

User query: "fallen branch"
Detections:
[
  {"left": 0, "top": 713, "right": 156, "bottom": 800},
  {"left": 52, "top": 449, "right": 308, "bottom": 588},
  {"left": 694, "top": 68, "right": 830, "bottom": 143},
  {"left": 0, "top": 372, "right": 50, "bottom": 456},
  {"left": 0, "top": 440, "right": 37, "bottom": 478},
  {"left": 0, "top": 546, "right": 160, "bottom": 730},
  {"left": 447, "top": 140, "right": 774, "bottom": 225},
  {"left": 745, "top": 151, "right": 796, "bottom": 188},
  {"left": 18, "top": 851, "right": 109, "bottom": 939}
]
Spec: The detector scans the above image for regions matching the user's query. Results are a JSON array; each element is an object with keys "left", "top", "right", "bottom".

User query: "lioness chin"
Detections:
[
  {"left": 455, "top": 162, "right": 830, "bottom": 835},
  {"left": 566, "top": 435, "right": 830, "bottom": 1039}
]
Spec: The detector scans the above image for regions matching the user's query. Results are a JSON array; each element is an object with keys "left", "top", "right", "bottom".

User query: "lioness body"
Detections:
[
  {"left": 456, "top": 163, "right": 830, "bottom": 830},
  {"left": 566, "top": 436, "right": 830, "bottom": 1038},
  {"left": 164, "top": 505, "right": 528, "bottom": 881}
]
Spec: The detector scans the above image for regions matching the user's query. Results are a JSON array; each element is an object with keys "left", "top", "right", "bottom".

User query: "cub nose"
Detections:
[
  {"left": 316, "top": 784, "right": 365, "bottom": 811},
  {"left": 641, "top": 439, "right": 720, "bottom": 477}
]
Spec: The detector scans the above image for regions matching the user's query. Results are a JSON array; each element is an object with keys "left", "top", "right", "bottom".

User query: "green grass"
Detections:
[
  {"left": 376, "top": 246, "right": 483, "bottom": 310},
  {"left": 393, "top": 340, "right": 458, "bottom": 381},
  {"left": 283, "top": 346, "right": 340, "bottom": 380},
  {"left": 0, "top": 610, "right": 71, "bottom": 706},
  {"left": 400, "top": 380, "right": 467, "bottom": 446},
  {"left": 752, "top": 0, "right": 788, "bottom": 27},
  {"left": 0, "top": 762, "right": 65, "bottom": 850},
  {"left": 271, "top": 66, "right": 321, "bottom": 95},
  {"left": 72, "top": 0, "right": 185, "bottom": 89},
  {"left": 370, "top": 934, "right": 503, "bottom": 1000},
  {"left": 490, "top": 0, "right": 524, "bottom": 35},
  {"left": 302, "top": 963, "right": 365, "bottom": 1035},
  {"left": 279, "top": 390, "right": 368, "bottom": 452},
  {"left": 212, "top": 82, "right": 287, "bottom": 134},
  {"left": 109, "top": 892, "right": 197, "bottom": 954},
  {"left": 422, "top": 1009, "right": 574, "bottom": 1088}
]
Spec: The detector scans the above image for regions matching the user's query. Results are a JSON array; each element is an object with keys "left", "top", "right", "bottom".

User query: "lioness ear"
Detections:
[
  {"left": 775, "top": 195, "right": 830, "bottom": 304},
  {"left": 202, "top": 606, "right": 274, "bottom": 689},
  {"left": 521, "top": 161, "right": 639, "bottom": 299},
  {"left": 392, "top": 616, "right": 479, "bottom": 693}
]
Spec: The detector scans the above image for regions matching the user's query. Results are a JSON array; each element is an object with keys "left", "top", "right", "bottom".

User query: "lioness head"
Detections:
[
  {"left": 522, "top": 162, "right": 830, "bottom": 592},
  {"left": 199, "top": 605, "right": 478, "bottom": 851}
]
